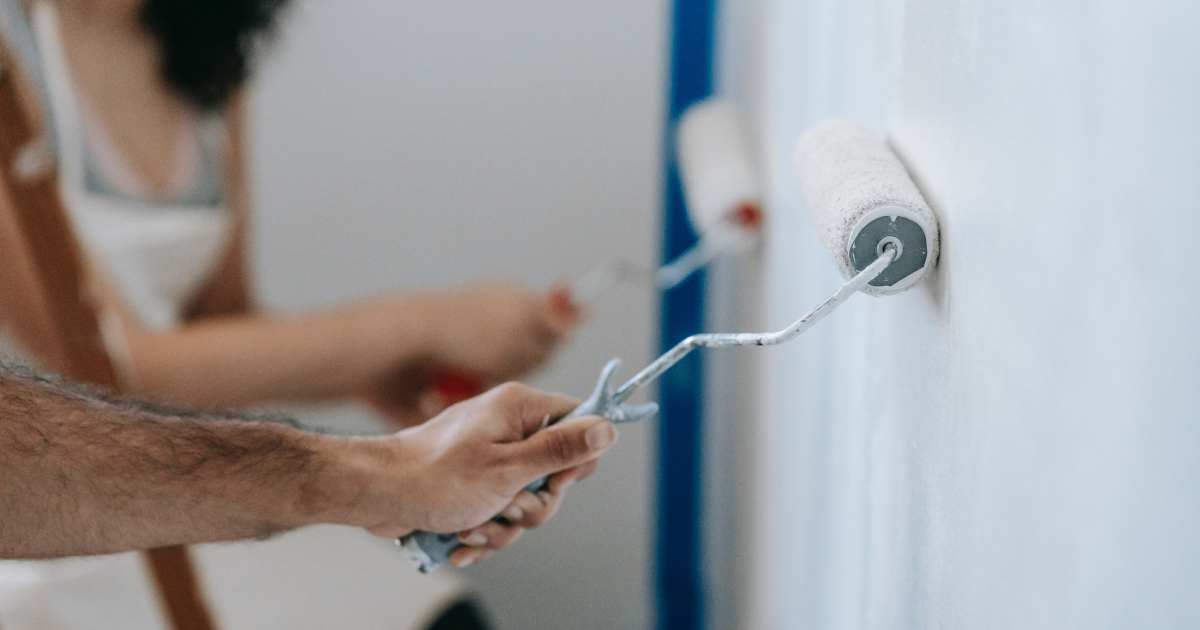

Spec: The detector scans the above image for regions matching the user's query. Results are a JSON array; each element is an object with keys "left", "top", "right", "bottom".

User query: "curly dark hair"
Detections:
[{"left": 140, "top": 0, "right": 291, "bottom": 110}]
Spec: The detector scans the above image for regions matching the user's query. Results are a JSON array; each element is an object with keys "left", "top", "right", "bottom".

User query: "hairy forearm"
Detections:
[
  {"left": 126, "top": 295, "right": 445, "bottom": 408},
  {"left": 0, "top": 363, "right": 369, "bottom": 559}
]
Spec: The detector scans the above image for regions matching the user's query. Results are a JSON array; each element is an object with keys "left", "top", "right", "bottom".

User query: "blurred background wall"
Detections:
[{"left": 245, "top": 0, "right": 667, "bottom": 627}]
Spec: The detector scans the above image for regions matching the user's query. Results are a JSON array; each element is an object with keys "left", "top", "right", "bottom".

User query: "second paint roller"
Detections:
[
  {"left": 400, "top": 118, "right": 939, "bottom": 572},
  {"left": 575, "top": 98, "right": 765, "bottom": 301},
  {"left": 432, "top": 98, "right": 763, "bottom": 403}
]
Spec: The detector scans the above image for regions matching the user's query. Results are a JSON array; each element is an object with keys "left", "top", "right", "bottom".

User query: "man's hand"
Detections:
[
  {"left": 0, "top": 363, "right": 613, "bottom": 563},
  {"left": 335, "top": 382, "right": 616, "bottom": 565}
]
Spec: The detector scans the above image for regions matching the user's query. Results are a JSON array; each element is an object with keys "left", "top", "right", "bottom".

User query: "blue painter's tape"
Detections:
[{"left": 659, "top": 0, "right": 715, "bottom": 627}]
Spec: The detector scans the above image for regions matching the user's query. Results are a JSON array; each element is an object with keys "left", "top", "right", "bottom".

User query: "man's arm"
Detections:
[
  {"left": 0, "top": 361, "right": 358, "bottom": 557},
  {"left": 0, "top": 361, "right": 616, "bottom": 563}
]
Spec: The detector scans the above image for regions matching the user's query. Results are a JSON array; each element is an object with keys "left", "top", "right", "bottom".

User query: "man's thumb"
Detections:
[{"left": 518, "top": 416, "right": 617, "bottom": 476}]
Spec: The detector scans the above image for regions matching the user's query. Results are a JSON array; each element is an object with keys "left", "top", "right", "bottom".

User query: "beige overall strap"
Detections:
[{"left": 0, "top": 45, "right": 217, "bottom": 630}]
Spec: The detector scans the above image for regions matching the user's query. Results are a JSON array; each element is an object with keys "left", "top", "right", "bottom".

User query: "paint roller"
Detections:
[
  {"left": 573, "top": 98, "right": 763, "bottom": 302},
  {"left": 397, "top": 117, "right": 935, "bottom": 572},
  {"left": 430, "top": 98, "right": 763, "bottom": 404}
]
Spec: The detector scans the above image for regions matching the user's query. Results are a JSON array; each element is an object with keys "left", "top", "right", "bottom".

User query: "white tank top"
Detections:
[{"left": 34, "top": 2, "right": 232, "bottom": 332}]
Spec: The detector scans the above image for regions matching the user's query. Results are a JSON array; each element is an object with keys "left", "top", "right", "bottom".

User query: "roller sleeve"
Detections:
[
  {"left": 676, "top": 100, "right": 762, "bottom": 235},
  {"left": 793, "top": 119, "right": 940, "bottom": 296}
]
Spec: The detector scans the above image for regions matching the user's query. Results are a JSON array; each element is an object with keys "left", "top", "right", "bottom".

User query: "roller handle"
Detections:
[{"left": 396, "top": 358, "right": 658, "bottom": 572}]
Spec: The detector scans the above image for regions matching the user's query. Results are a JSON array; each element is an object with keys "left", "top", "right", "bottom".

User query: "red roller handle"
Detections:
[
  {"left": 730, "top": 201, "right": 764, "bottom": 230},
  {"left": 431, "top": 371, "right": 485, "bottom": 405}
]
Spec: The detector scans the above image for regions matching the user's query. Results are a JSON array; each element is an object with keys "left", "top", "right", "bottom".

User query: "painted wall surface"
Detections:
[
  {"left": 247, "top": 0, "right": 666, "bottom": 628},
  {"left": 745, "top": 0, "right": 1200, "bottom": 628}
]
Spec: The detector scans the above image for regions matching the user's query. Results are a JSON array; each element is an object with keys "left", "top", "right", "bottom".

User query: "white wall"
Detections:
[
  {"left": 246, "top": 0, "right": 667, "bottom": 627},
  {"left": 744, "top": 0, "right": 1200, "bottom": 628}
]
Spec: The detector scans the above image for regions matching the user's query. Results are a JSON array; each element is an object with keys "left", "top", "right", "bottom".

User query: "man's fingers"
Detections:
[
  {"left": 512, "top": 415, "right": 617, "bottom": 480},
  {"left": 497, "top": 489, "right": 560, "bottom": 529},
  {"left": 547, "top": 458, "right": 600, "bottom": 493},
  {"left": 458, "top": 519, "right": 524, "bottom": 551},
  {"left": 449, "top": 546, "right": 492, "bottom": 568},
  {"left": 509, "top": 386, "right": 581, "bottom": 436},
  {"left": 456, "top": 478, "right": 580, "bottom": 552}
]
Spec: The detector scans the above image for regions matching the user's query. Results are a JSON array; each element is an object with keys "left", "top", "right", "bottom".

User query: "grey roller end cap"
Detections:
[{"left": 846, "top": 206, "right": 936, "bottom": 295}]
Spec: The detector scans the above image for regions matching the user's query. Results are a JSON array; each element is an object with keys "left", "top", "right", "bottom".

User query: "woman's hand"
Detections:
[
  {"left": 429, "top": 282, "right": 581, "bottom": 381},
  {"left": 123, "top": 281, "right": 580, "bottom": 418},
  {"left": 361, "top": 283, "right": 582, "bottom": 427}
]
